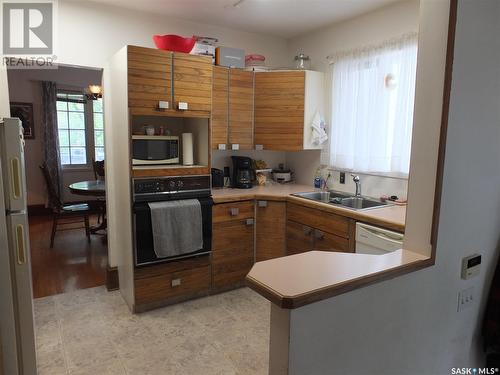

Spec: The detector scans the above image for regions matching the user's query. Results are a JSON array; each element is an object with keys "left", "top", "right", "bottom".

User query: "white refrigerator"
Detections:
[{"left": 0, "top": 118, "right": 37, "bottom": 375}]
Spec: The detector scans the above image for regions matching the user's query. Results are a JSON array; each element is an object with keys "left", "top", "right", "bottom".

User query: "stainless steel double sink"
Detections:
[{"left": 291, "top": 190, "right": 390, "bottom": 211}]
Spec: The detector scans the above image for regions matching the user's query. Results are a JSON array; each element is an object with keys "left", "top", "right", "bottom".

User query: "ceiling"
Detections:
[{"left": 87, "top": 0, "right": 401, "bottom": 38}]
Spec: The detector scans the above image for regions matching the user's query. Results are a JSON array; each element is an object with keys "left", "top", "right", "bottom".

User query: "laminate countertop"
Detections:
[
  {"left": 246, "top": 250, "right": 430, "bottom": 309},
  {"left": 211, "top": 184, "right": 406, "bottom": 232}
]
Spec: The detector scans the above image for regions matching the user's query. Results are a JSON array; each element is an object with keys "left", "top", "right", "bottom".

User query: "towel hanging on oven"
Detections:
[{"left": 148, "top": 199, "right": 203, "bottom": 258}]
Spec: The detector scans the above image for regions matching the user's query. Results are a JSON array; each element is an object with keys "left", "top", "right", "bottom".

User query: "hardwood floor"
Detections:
[{"left": 29, "top": 214, "right": 108, "bottom": 299}]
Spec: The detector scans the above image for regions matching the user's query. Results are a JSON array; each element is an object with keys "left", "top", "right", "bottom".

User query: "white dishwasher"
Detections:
[{"left": 355, "top": 222, "right": 404, "bottom": 255}]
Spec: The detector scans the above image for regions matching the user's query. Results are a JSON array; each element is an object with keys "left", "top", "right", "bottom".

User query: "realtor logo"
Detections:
[{"left": 3, "top": 2, "right": 53, "bottom": 54}]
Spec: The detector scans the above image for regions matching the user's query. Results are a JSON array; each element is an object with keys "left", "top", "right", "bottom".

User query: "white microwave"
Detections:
[{"left": 132, "top": 135, "right": 179, "bottom": 165}]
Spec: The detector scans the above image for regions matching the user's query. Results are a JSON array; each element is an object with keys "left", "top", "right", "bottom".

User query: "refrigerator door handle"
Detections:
[
  {"left": 10, "top": 157, "right": 22, "bottom": 200},
  {"left": 15, "top": 223, "right": 26, "bottom": 265}
]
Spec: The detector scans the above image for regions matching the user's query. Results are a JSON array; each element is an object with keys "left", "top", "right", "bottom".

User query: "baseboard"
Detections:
[
  {"left": 106, "top": 265, "right": 119, "bottom": 291},
  {"left": 28, "top": 204, "right": 52, "bottom": 216}
]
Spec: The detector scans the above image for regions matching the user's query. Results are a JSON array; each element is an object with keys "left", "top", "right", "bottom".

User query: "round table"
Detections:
[
  {"left": 69, "top": 180, "right": 106, "bottom": 197},
  {"left": 69, "top": 180, "right": 106, "bottom": 233}
]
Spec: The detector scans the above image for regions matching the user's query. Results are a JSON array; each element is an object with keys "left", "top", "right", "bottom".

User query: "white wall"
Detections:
[
  {"left": 7, "top": 66, "right": 102, "bottom": 205},
  {"left": 56, "top": 0, "right": 289, "bottom": 69},
  {"left": 285, "top": 0, "right": 419, "bottom": 199},
  {"left": 287, "top": 1, "right": 500, "bottom": 373}
]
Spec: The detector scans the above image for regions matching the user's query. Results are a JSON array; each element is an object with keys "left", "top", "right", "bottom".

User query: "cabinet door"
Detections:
[
  {"left": 229, "top": 70, "right": 254, "bottom": 150},
  {"left": 254, "top": 71, "right": 305, "bottom": 151},
  {"left": 312, "top": 229, "right": 351, "bottom": 252},
  {"left": 172, "top": 53, "right": 213, "bottom": 114},
  {"left": 127, "top": 46, "right": 172, "bottom": 111},
  {"left": 212, "top": 219, "right": 254, "bottom": 290},
  {"left": 286, "top": 220, "right": 313, "bottom": 255},
  {"left": 256, "top": 201, "right": 286, "bottom": 261},
  {"left": 212, "top": 66, "right": 229, "bottom": 150}
]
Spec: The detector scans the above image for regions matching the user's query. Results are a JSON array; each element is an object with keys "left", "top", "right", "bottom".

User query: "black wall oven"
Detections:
[{"left": 133, "top": 175, "right": 212, "bottom": 267}]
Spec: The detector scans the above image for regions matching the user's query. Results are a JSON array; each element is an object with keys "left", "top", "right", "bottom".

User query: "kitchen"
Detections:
[{"left": 1, "top": 0, "right": 499, "bottom": 375}]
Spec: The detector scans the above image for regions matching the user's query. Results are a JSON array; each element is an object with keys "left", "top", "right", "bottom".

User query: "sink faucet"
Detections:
[{"left": 351, "top": 174, "right": 361, "bottom": 196}]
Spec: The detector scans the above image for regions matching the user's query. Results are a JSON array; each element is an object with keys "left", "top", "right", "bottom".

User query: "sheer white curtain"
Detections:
[{"left": 328, "top": 33, "right": 418, "bottom": 175}]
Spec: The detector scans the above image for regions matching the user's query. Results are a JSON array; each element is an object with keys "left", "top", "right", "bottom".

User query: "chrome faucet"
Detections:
[{"left": 351, "top": 174, "right": 361, "bottom": 196}]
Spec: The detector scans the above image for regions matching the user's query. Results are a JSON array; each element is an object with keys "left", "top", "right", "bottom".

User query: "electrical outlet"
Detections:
[
  {"left": 340, "top": 172, "right": 345, "bottom": 184},
  {"left": 457, "top": 287, "right": 475, "bottom": 312}
]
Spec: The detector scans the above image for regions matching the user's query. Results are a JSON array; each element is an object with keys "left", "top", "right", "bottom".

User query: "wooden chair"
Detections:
[
  {"left": 39, "top": 164, "right": 96, "bottom": 248},
  {"left": 92, "top": 159, "right": 105, "bottom": 224},
  {"left": 92, "top": 159, "right": 105, "bottom": 180}
]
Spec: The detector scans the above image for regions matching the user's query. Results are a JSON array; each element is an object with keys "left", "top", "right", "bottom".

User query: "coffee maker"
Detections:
[{"left": 231, "top": 156, "right": 255, "bottom": 189}]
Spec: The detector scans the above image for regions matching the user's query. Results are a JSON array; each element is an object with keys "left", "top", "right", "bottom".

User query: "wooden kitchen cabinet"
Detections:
[
  {"left": 211, "top": 66, "right": 229, "bottom": 149},
  {"left": 286, "top": 202, "right": 355, "bottom": 254},
  {"left": 127, "top": 46, "right": 172, "bottom": 111},
  {"left": 254, "top": 70, "right": 324, "bottom": 151},
  {"left": 312, "top": 229, "right": 350, "bottom": 252},
  {"left": 211, "top": 67, "right": 254, "bottom": 150},
  {"left": 127, "top": 46, "right": 212, "bottom": 116},
  {"left": 256, "top": 200, "right": 286, "bottom": 261},
  {"left": 286, "top": 220, "right": 314, "bottom": 255},
  {"left": 172, "top": 53, "right": 213, "bottom": 114},
  {"left": 212, "top": 201, "right": 255, "bottom": 291}
]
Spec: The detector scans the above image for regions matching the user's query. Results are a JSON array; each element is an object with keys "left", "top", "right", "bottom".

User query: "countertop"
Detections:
[
  {"left": 211, "top": 184, "right": 406, "bottom": 232},
  {"left": 246, "top": 250, "right": 430, "bottom": 309}
]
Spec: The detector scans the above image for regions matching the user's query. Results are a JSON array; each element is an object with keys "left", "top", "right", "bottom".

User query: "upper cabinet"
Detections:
[
  {"left": 254, "top": 70, "right": 324, "bottom": 151},
  {"left": 211, "top": 67, "right": 254, "bottom": 150},
  {"left": 127, "top": 46, "right": 212, "bottom": 117}
]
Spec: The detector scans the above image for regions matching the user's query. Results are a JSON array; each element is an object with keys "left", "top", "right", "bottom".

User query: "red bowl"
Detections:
[{"left": 152, "top": 34, "right": 196, "bottom": 53}]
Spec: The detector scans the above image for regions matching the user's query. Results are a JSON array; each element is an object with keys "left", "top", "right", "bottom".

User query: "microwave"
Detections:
[{"left": 132, "top": 135, "right": 179, "bottom": 165}]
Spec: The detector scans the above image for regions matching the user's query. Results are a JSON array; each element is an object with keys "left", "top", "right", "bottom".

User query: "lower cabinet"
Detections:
[
  {"left": 286, "top": 220, "right": 314, "bottom": 255},
  {"left": 212, "top": 201, "right": 255, "bottom": 291},
  {"left": 134, "top": 256, "right": 211, "bottom": 312},
  {"left": 256, "top": 200, "right": 286, "bottom": 261},
  {"left": 286, "top": 202, "right": 355, "bottom": 255}
]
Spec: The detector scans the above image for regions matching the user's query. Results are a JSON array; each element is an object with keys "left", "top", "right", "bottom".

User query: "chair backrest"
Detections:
[
  {"left": 92, "top": 159, "right": 105, "bottom": 180},
  {"left": 39, "top": 164, "right": 63, "bottom": 210}
]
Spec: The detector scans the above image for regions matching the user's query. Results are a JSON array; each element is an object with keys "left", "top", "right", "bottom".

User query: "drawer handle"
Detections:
[
  {"left": 171, "top": 278, "right": 181, "bottom": 287},
  {"left": 230, "top": 208, "right": 239, "bottom": 216},
  {"left": 314, "top": 230, "right": 325, "bottom": 240},
  {"left": 246, "top": 218, "right": 254, "bottom": 226},
  {"left": 258, "top": 200, "right": 268, "bottom": 208}
]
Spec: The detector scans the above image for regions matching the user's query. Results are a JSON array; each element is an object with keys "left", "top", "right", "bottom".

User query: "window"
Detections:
[
  {"left": 328, "top": 34, "right": 418, "bottom": 176},
  {"left": 93, "top": 98, "right": 105, "bottom": 161},
  {"left": 56, "top": 91, "right": 105, "bottom": 166}
]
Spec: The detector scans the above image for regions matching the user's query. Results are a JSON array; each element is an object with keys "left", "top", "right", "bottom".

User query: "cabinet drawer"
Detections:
[
  {"left": 213, "top": 201, "right": 254, "bottom": 223},
  {"left": 287, "top": 202, "right": 350, "bottom": 238},
  {"left": 134, "top": 265, "right": 211, "bottom": 306}
]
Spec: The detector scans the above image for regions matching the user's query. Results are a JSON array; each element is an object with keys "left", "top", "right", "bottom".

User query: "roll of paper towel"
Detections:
[{"left": 182, "top": 133, "right": 194, "bottom": 166}]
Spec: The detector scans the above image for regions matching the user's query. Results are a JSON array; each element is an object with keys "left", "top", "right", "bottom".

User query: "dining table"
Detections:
[{"left": 68, "top": 180, "right": 106, "bottom": 233}]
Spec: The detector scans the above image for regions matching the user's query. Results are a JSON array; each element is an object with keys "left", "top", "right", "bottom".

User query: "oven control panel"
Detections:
[{"left": 133, "top": 175, "right": 211, "bottom": 200}]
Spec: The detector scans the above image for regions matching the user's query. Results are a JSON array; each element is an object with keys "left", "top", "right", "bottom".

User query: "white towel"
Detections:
[
  {"left": 148, "top": 199, "right": 203, "bottom": 259},
  {"left": 311, "top": 111, "right": 328, "bottom": 145}
]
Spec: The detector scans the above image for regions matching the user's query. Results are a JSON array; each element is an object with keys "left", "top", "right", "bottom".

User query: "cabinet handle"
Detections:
[
  {"left": 217, "top": 144, "right": 227, "bottom": 151},
  {"left": 177, "top": 102, "right": 188, "bottom": 110},
  {"left": 171, "top": 278, "right": 181, "bottom": 287},
  {"left": 230, "top": 208, "right": 239, "bottom": 216},
  {"left": 157, "top": 101, "right": 169, "bottom": 110},
  {"left": 303, "top": 226, "right": 312, "bottom": 236},
  {"left": 245, "top": 218, "right": 254, "bottom": 226},
  {"left": 314, "top": 230, "right": 325, "bottom": 240},
  {"left": 258, "top": 200, "right": 268, "bottom": 208}
]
